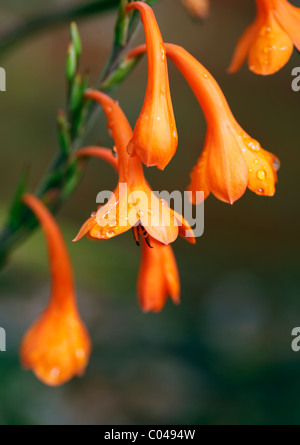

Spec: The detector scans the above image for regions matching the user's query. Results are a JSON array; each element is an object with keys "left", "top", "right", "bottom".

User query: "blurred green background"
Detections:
[{"left": 1, "top": 0, "right": 300, "bottom": 425}]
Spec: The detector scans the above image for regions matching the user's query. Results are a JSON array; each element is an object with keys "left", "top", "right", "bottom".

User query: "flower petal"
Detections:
[
  {"left": 187, "top": 144, "right": 210, "bottom": 205},
  {"left": 248, "top": 11, "right": 293, "bottom": 75},
  {"left": 139, "top": 188, "right": 179, "bottom": 245},
  {"left": 241, "top": 134, "right": 279, "bottom": 196},
  {"left": 126, "top": 2, "right": 178, "bottom": 170},
  {"left": 206, "top": 127, "right": 248, "bottom": 204},
  {"left": 138, "top": 237, "right": 180, "bottom": 312},
  {"left": 171, "top": 208, "right": 196, "bottom": 244},
  {"left": 274, "top": 0, "right": 300, "bottom": 51},
  {"left": 20, "top": 306, "right": 91, "bottom": 386},
  {"left": 228, "top": 21, "right": 261, "bottom": 73},
  {"left": 73, "top": 215, "right": 97, "bottom": 242},
  {"left": 94, "top": 188, "right": 136, "bottom": 240}
]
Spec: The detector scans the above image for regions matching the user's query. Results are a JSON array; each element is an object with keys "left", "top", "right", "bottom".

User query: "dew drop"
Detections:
[
  {"left": 256, "top": 170, "right": 266, "bottom": 180},
  {"left": 148, "top": 209, "right": 154, "bottom": 216},
  {"left": 137, "top": 210, "right": 144, "bottom": 218},
  {"left": 273, "top": 159, "right": 280, "bottom": 171},
  {"left": 160, "top": 198, "right": 166, "bottom": 206},
  {"left": 90, "top": 212, "right": 96, "bottom": 217},
  {"left": 106, "top": 229, "right": 115, "bottom": 238},
  {"left": 254, "top": 159, "right": 259, "bottom": 165},
  {"left": 157, "top": 116, "right": 161, "bottom": 121},
  {"left": 256, "top": 187, "right": 264, "bottom": 195},
  {"left": 202, "top": 72, "right": 209, "bottom": 78},
  {"left": 107, "top": 128, "right": 113, "bottom": 136},
  {"left": 263, "top": 46, "right": 272, "bottom": 54},
  {"left": 76, "top": 349, "right": 85, "bottom": 359},
  {"left": 50, "top": 367, "right": 60, "bottom": 378}
]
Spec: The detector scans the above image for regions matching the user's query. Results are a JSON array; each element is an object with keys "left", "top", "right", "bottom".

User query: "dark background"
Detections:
[{"left": 0, "top": 0, "right": 300, "bottom": 425}]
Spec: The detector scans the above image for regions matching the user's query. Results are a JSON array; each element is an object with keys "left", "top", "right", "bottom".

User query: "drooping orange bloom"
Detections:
[
  {"left": 127, "top": 44, "right": 280, "bottom": 204},
  {"left": 228, "top": 0, "right": 300, "bottom": 75},
  {"left": 181, "top": 0, "right": 210, "bottom": 19},
  {"left": 138, "top": 235, "right": 180, "bottom": 313},
  {"left": 125, "top": 2, "right": 178, "bottom": 170},
  {"left": 76, "top": 146, "right": 181, "bottom": 313},
  {"left": 74, "top": 90, "right": 194, "bottom": 244},
  {"left": 20, "top": 194, "right": 91, "bottom": 386}
]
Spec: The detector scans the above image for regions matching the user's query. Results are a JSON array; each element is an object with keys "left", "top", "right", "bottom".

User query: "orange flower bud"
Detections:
[
  {"left": 138, "top": 236, "right": 180, "bottom": 313},
  {"left": 181, "top": 0, "right": 210, "bottom": 19},
  {"left": 20, "top": 194, "right": 91, "bottom": 386},
  {"left": 126, "top": 2, "right": 178, "bottom": 170},
  {"left": 229, "top": 0, "right": 300, "bottom": 75}
]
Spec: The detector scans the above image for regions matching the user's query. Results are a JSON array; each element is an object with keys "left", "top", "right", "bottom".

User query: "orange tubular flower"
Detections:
[
  {"left": 125, "top": 2, "right": 178, "bottom": 170},
  {"left": 181, "top": 0, "right": 210, "bottom": 19},
  {"left": 228, "top": 0, "right": 300, "bottom": 75},
  {"left": 138, "top": 235, "right": 180, "bottom": 313},
  {"left": 76, "top": 146, "right": 181, "bottom": 313},
  {"left": 74, "top": 90, "right": 195, "bottom": 245},
  {"left": 127, "top": 44, "right": 280, "bottom": 204},
  {"left": 20, "top": 194, "right": 91, "bottom": 386}
]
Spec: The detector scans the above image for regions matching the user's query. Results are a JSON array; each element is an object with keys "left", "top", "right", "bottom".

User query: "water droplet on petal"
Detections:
[
  {"left": 137, "top": 210, "right": 144, "bottom": 218},
  {"left": 263, "top": 46, "right": 272, "bottom": 54},
  {"left": 203, "top": 72, "right": 209, "bottom": 78},
  {"left": 106, "top": 229, "right": 115, "bottom": 238},
  {"left": 76, "top": 349, "right": 85, "bottom": 359},
  {"left": 50, "top": 367, "right": 60, "bottom": 378},
  {"left": 148, "top": 209, "right": 154, "bottom": 216},
  {"left": 254, "top": 159, "right": 259, "bottom": 165},
  {"left": 273, "top": 159, "right": 280, "bottom": 171},
  {"left": 90, "top": 212, "right": 96, "bottom": 217},
  {"left": 256, "top": 187, "right": 264, "bottom": 195},
  {"left": 257, "top": 170, "right": 266, "bottom": 180}
]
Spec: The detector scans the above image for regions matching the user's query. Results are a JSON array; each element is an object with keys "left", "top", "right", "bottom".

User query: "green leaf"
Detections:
[
  {"left": 69, "top": 73, "right": 83, "bottom": 114},
  {"left": 66, "top": 42, "right": 77, "bottom": 82},
  {"left": 57, "top": 110, "right": 71, "bottom": 156},
  {"left": 101, "top": 54, "right": 143, "bottom": 92},
  {"left": 70, "top": 22, "right": 82, "bottom": 58},
  {"left": 114, "top": 0, "right": 130, "bottom": 48},
  {"left": 6, "top": 170, "right": 28, "bottom": 230}
]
